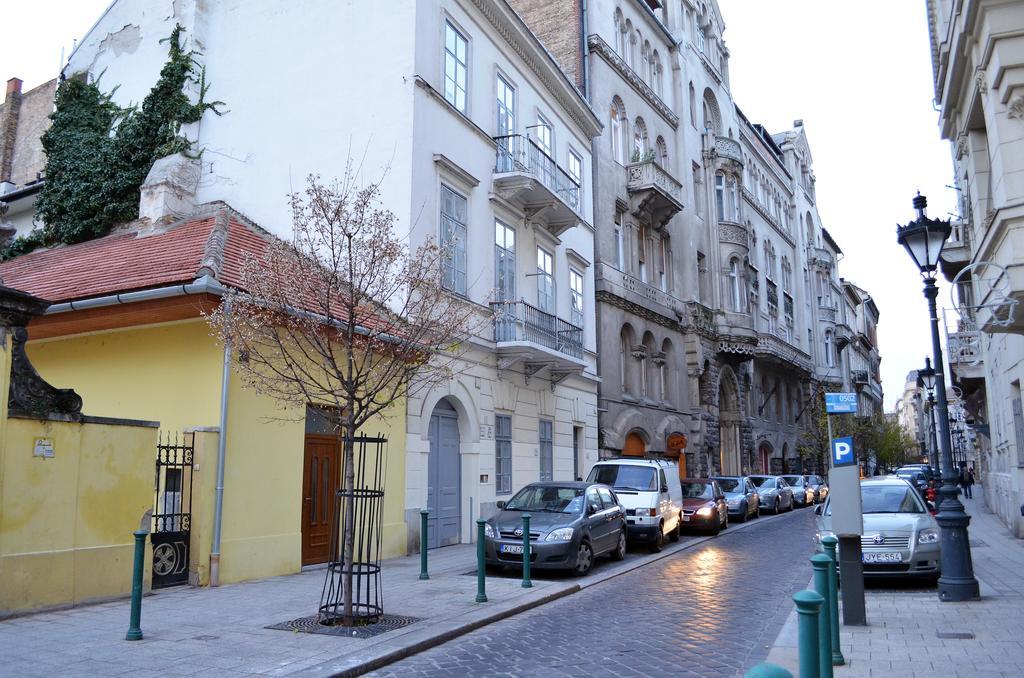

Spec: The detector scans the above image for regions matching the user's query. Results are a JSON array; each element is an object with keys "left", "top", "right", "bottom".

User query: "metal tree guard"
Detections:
[{"left": 318, "top": 435, "right": 388, "bottom": 626}]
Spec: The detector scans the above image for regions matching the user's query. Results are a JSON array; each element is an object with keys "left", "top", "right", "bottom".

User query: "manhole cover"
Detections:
[
  {"left": 969, "top": 539, "right": 988, "bottom": 548},
  {"left": 937, "top": 631, "right": 975, "bottom": 639},
  {"left": 191, "top": 635, "right": 220, "bottom": 641},
  {"left": 266, "top": 614, "right": 421, "bottom": 639}
]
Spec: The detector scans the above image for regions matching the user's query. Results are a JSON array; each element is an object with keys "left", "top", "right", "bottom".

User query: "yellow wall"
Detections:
[
  {"left": 0, "top": 416, "right": 156, "bottom": 616},
  {"left": 26, "top": 319, "right": 408, "bottom": 589}
]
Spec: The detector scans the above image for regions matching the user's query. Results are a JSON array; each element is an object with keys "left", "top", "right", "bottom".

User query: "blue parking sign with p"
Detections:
[{"left": 832, "top": 436, "right": 855, "bottom": 467}]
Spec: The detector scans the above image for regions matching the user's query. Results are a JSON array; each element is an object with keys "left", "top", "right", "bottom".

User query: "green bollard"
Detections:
[
  {"left": 793, "top": 589, "right": 824, "bottom": 678},
  {"left": 419, "top": 509, "right": 430, "bottom": 580},
  {"left": 521, "top": 513, "right": 532, "bottom": 588},
  {"left": 744, "top": 663, "right": 793, "bottom": 678},
  {"left": 820, "top": 536, "right": 845, "bottom": 666},
  {"left": 475, "top": 519, "right": 488, "bottom": 603},
  {"left": 811, "top": 555, "right": 834, "bottom": 678},
  {"left": 125, "top": 529, "right": 147, "bottom": 641}
]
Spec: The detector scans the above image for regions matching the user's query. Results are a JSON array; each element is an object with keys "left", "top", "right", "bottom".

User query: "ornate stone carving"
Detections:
[
  {"left": 1009, "top": 96, "right": 1024, "bottom": 121},
  {"left": 650, "top": 352, "right": 666, "bottom": 367},
  {"left": 975, "top": 68, "right": 987, "bottom": 95},
  {"left": 719, "top": 222, "right": 747, "bottom": 245},
  {"left": 586, "top": 34, "right": 679, "bottom": 129},
  {"left": 955, "top": 133, "right": 970, "bottom": 159},
  {"left": 0, "top": 286, "right": 84, "bottom": 419}
]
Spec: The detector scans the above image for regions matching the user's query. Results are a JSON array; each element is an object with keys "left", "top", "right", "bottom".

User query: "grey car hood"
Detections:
[{"left": 492, "top": 510, "right": 579, "bottom": 534}]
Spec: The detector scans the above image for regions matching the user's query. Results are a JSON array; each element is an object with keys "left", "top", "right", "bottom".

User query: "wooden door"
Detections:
[{"left": 302, "top": 434, "right": 340, "bottom": 565}]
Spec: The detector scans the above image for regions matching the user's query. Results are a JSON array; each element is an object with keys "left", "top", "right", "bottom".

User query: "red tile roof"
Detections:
[{"left": 0, "top": 210, "right": 268, "bottom": 303}]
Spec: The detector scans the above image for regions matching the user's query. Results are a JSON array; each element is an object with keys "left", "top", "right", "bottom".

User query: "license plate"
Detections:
[
  {"left": 863, "top": 552, "right": 902, "bottom": 564},
  {"left": 682, "top": 515, "right": 690, "bottom": 522},
  {"left": 499, "top": 544, "right": 524, "bottom": 554}
]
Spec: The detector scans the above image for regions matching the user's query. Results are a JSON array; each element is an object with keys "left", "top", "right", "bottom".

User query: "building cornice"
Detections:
[
  {"left": 588, "top": 34, "right": 679, "bottom": 130},
  {"left": 471, "top": 0, "right": 603, "bottom": 139}
]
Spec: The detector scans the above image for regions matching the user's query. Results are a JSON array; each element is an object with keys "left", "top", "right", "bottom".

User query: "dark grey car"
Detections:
[{"left": 484, "top": 482, "right": 627, "bottom": 576}]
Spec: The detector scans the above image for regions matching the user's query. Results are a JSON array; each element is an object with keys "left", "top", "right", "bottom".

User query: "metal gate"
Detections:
[{"left": 152, "top": 432, "right": 194, "bottom": 588}]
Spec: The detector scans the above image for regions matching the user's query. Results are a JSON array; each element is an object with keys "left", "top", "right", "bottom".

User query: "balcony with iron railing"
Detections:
[
  {"left": 493, "top": 134, "right": 584, "bottom": 237},
  {"left": 944, "top": 310, "right": 984, "bottom": 382},
  {"left": 491, "top": 300, "right": 586, "bottom": 385},
  {"left": 713, "top": 135, "right": 743, "bottom": 164},
  {"left": 941, "top": 219, "right": 972, "bottom": 268},
  {"left": 625, "top": 159, "right": 684, "bottom": 228}
]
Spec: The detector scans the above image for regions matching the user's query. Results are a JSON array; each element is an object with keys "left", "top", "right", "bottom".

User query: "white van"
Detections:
[{"left": 586, "top": 459, "right": 683, "bottom": 552}]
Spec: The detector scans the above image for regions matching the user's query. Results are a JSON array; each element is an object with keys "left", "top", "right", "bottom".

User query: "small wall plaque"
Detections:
[{"left": 33, "top": 438, "right": 55, "bottom": 458}]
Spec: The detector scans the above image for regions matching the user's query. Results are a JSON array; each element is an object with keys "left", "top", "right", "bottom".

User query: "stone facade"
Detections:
[
  {"left": 928, "top": 0, "right": 1024, "bottom": 537},
  {"left": 510, "top": 0, "right": 882, "bottom": 477}
]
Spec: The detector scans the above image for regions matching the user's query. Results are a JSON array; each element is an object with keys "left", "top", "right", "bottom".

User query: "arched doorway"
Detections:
[
  {"left": 427, "top": 399, "right": 461, "bottom": 549},
  {"left": 623, "top": 431, "right": 646, "bottom": 457},
  {"left": 758, "top": 442, "right": 772, "bottom": 475},
  {"left": 718, "top": 369, "right": 741, "bottom": 474}
]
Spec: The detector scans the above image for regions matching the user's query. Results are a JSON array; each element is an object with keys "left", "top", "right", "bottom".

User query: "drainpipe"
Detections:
[{"left": 209, "top": 298, "right": 231, "bottom": 587}]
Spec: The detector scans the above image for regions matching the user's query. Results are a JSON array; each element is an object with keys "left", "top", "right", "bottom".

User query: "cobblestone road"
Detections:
[{"left": 371, "top": 507, "right": 816, "bottom": 678}]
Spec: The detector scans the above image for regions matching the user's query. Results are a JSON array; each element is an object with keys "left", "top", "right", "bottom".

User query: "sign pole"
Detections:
[{"left": 825, "top": 393, "right": 867, "bottom": 626}]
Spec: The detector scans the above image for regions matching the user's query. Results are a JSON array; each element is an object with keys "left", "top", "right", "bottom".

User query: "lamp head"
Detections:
[
  {"left": 918, "top": 356, "right": 936, "bottom": 393},
  {"left": 896, "top": 193, "right": 952, "bottom": 275}
]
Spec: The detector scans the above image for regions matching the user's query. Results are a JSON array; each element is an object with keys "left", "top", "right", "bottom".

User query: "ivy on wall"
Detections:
[{"left": 2, "top": 25, "right": 223, "bottom": 260}]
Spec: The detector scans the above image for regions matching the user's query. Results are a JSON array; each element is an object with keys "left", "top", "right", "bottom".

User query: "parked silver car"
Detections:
[
  {"left": 484, "top": 482, "right": 627, "bottom": 576},
  {"left": 807, "top": 474, "right": 829, "bottom": 503},
  {"left": 813, "top": 476, "right": 941, "bottom": 579},
  {"left": 749, "top": 475, "right": 794, "bottom": 514},
  {"left": 715, "top": 476, "right": 760, "bottom": 521},
  {"left": 782, "top": 475, "right": 816, "bottom": 507}
]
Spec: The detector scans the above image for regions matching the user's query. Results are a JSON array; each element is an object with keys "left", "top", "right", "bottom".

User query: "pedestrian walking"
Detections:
[{"left": 965, "top": 468, "right": 976, "bottom": 499}]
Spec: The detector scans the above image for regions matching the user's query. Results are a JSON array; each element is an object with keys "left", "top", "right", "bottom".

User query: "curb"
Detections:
[{"left": 328, "top": 505, "right": 810, "bottom": 676}]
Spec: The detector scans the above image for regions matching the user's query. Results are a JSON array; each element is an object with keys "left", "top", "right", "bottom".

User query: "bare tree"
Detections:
[{"left": 207, "top": 167, "right": 479, "bottom": 624}]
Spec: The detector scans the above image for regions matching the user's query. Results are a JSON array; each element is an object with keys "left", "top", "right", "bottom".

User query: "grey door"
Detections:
[{"left": 427, "top": 400, "right": 461, "bottom": 549}]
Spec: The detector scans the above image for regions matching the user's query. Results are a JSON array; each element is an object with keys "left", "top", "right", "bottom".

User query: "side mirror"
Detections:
[
  {"left": 661, "top": 484, "right": 670, "bottom": 493},
  {"left": 813, "top": 504, "right": 823, "bottom": 515},
  {"left": 496, "top": 501, "right": 506, "bottom": 510},
  {"left": 587, "top": 503, "right": 599, "bottom": 515}
]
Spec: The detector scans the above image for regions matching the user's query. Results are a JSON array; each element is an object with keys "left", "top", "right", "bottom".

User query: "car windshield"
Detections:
[
  {"left": 751, "top": 477, "right": 775, "bottom": 489},
  {"left": 504, "top": 486, "right": 585, "bottom": 513},
  {"left": 587, "top": 465, "right": 657, "bottom": 492},
  {"left": 782, "top": 476, "right": 803, "bottom": 487},
  {"left": 682, "top": 482, "right": 714, "bottom": 499},
  {"left": 861, "top": 485, "right": 926, "bottom": 514},
  {"left": 717, "top": 478, "right": 742, "bottom": 493}
]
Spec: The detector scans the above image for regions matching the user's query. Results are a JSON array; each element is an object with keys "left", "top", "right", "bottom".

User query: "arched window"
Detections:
[
  {"left": 626, "top": 21, "right": 636, "bottom": 67},
  {"left": 642, "top": 41, "right": 652, "bottom": 83},
  {"left": 633, "top": 117, "right": 648, "bottom": 162},
  {"left": 660, "top": 339, "right": 674, "bottom": 403},
  {"left": 620, "top": 324, "right": 635, "bottom": 394},
  {"left": 642, "top": 332, "right": 656, "bottom": 399},
  {"left": 824, "top": 330, "right": 836, "bottom": 368},
  {"left": 655, "top": 135, "right": 668, "bottom": 168},
  {"left": 614, "top": 8, "right": 625, "bottom": 55},
  {"left": 715, "top": 173, "right": 725, "bottom": 221},
  {"left": 688, "top": 82, "right": 697, "bottom": 129},
  {"left": 652, "top": 50, "right": 663, "bottom": 96},
  {"left": 728, "top": 257, "right": 744, "bottom": 312},
  {"left": 702, "top": 89, "right": 721, "bottom": 134},
  {"left": 610, "top": 97, "right": 627, "bottom": 164}
]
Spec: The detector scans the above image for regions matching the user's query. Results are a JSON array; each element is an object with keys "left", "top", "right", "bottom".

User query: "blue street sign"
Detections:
[
  {"left": 832, "top": 436, "right": 855, "bottom": 467},
  {"left": 825, "top": 392, "right": 858, "bottom": 414}
]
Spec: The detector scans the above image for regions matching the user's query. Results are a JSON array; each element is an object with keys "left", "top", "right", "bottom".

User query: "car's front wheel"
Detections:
[
  {"left": 773, "top": 498, "right": 780, "bottom": 514},
  {"left": 611, "top": 530, "right": 627, "bottom": 561},
  {"left": 736, "top": 502, "right": 747, "bottom": 523},
  {"left": 574, "top": 540, "right": 594, "bottom": 576},
  {"left": 650, "top": 523, "right": 665, "bottom": 553}
]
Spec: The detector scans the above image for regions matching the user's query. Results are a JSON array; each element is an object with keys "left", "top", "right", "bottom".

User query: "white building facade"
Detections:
[{"left": 57, "top": 0, "right": 603, "bottom": 551}]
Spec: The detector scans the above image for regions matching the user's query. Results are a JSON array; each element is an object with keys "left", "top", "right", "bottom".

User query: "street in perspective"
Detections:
[{"left": 2, "top": 1, "right": 1024, "bottom": 677}]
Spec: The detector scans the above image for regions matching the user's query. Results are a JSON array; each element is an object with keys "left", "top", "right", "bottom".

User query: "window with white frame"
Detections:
[
  {"left": 610, "top": 99, "right": 626, "bottom": 164},
  {"left": 637, "top": 223, "right": 648, "bottom": 282},
  {"left": 729, "top": 257, "right": 744, "bottom": 312},
  {"left": 824, "top": 330, "right": 836, "bottom": 368},
  {"left": 440, "top": 184, "right": 467, "bottom": 294},
  {"left": 614, "top": 209, "right": 625, "bottom": 270},
  {"left": 697, "top": 27, "right": 706, "bottom": 53},
  {"left": 496, "top": 74, "right": 516, "bottom": 137},
  {"left": 715, "top": 174, "right": 725, "bottom": 221},
  {"left": 657, "top": 236, "right": 668, "bottom": 292},
  {"left": 443, "top": 21, "right": 468, "bottom": 113},
  {"left": 495, "top": 414, "right": 512, "bottom": 494},
  {"left": 495, "top": 221, "right": 516, "bottom": 301},
  {"left": 535, "top": 115, "right": 553, "bottom": 157},
  {"left": 569, "top": 268, "right": 584, "bottom": 328},
  {"left": 539, "top": 419, "right": 553, "bottom": 481},
  {"left": 537, "top": 246, "right": 555, "bottom": 313}
]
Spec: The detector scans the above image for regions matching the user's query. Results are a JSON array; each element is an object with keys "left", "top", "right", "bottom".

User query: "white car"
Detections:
[{"left": 587, "top": 459, "right": 683, "bottom": 552}]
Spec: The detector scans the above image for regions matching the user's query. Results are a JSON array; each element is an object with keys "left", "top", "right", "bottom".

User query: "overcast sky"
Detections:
[{"left": 3, "top": 1, "right": 955, "bottom": 412}]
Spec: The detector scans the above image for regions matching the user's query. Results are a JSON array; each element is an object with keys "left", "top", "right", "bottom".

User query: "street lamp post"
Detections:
[
  {"left": 918, "top": 360, "right": 941, "bottom": 481},
  {"left": 896, "top": 193, "right": 980, "bottom": 602}
]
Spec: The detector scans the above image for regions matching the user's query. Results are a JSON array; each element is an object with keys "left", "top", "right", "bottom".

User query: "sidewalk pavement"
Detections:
[
  {"left": 0, "top": 514, "right": 783, "bottom": 677},
  {"left": 764, "top": 485, "right": 1024, "bottom": 677}
]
